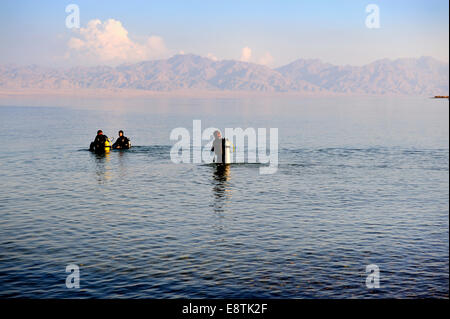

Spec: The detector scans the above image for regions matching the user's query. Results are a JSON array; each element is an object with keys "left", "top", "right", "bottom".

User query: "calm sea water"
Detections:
[{"left": 0, "top": 97, "right": 448, "bottom": 298}]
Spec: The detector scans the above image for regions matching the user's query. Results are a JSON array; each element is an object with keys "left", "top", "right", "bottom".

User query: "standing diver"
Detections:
[
  {"left": 89, "top": 130, "right": 111, "bottom": 153},
  {"left": 112, "top": 130, "right": 131, "bottom": 149},
  {"left": 211, "top": 130, "right": 232, "bottom": 164}
]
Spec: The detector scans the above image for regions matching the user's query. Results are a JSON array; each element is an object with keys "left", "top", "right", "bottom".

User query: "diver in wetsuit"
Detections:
[
  {"left": 210, "top": 130, "right": 231, "bottom": 164},
  {"left": 89, "top": 130, "right": 109, "bottom": 153},
  {"left": 112, "top": 130, "right": 131, "bottom": 149},
  {"left": 211, "top": 130, "right": 222, "bottom": 161}
]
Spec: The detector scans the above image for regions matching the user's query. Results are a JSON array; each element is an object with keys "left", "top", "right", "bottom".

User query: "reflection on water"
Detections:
[
  {"left": 116, "top": 150, "right": 129, "bottom": 179},
  {"left": 211, "top": 164, "right": 232, "bottom": 213},
  {"left": 92, "top": 152, "right": 112, "bottom": 184}
]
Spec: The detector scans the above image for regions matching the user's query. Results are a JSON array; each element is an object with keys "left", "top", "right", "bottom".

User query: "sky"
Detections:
[{"left": 0, "top": 0, "right": 448, "bottom": 67}]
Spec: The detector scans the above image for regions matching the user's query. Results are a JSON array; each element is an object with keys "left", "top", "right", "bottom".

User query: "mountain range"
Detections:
[{"left": 0, "top": 54, "right": 448, "bottom": 95}]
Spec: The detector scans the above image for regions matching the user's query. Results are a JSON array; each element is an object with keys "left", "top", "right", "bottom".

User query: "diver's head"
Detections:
[
  {"left": 97, "top": 130, "right": 103, "bottom": 135},
  {"left": 118, "top": 130, "right": 124, "bottom": 137},
  {"left": 213, "top": 130, "right": 222, "bottom": 139}
]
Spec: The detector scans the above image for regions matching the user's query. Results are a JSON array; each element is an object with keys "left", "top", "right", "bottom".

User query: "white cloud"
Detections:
[
  {"left": 240, "top": 47, "right": 252, "bottom": 62},
  {"left": 207, "top": 53, "right": 218, "bottom": 61},
  {"left": 239, "top": 47, "right": 273, "bottom": 66},
  {"left": 66, "top": 19, "right": 168, "bottom": 65},
  {"left": 258, "top": 52, "right": 274, "bottom": 66}
]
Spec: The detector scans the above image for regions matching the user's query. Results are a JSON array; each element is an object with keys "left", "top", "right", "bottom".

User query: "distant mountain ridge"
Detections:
[{"left": 0, "top": 54, "right": 448, "bottom": 95}]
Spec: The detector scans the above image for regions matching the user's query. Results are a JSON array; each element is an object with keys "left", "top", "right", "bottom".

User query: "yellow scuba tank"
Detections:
[{"left": 104, "top": 139, "right": 111, "bottom": 153}]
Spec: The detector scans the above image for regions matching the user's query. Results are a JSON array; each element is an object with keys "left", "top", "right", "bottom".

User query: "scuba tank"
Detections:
[
  {"left": 104, "top": 139, "right": 111, "bottom": 153},
  {"left": 217, "top": 138, "right": 232, "bottom": 164}
]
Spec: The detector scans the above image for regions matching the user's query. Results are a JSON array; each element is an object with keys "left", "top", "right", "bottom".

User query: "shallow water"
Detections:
[{"left": 0, "top": 97, "right": 448, "bottom": 298}]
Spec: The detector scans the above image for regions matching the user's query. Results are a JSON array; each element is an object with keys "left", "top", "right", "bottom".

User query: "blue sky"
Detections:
[{"left": 0, "top": 0, "right": 448, "bottom": 67}]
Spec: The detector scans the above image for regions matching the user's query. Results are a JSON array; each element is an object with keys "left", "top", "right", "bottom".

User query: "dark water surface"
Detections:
[{"left": 0, "top": 97, "right": 448, "bottom": 298}]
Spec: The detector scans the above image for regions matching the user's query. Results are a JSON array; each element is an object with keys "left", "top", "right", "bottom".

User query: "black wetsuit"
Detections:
[
  {"left": 112, "top": 136, "right": 130, "bottom": 149},
  {"left": 90, "top": 134, "right": 108, "bottom": 153}
]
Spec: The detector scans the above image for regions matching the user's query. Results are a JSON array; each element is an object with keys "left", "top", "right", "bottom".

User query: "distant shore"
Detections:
[
  {"left": 0, "top": 87, "right": 359, "bottom": 99},
  {"left": 0, "top": 88, "right": 446, "bottom": 100}
]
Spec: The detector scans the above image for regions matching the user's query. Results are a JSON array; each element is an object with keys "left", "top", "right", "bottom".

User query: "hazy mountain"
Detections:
[
  {"left": 0, "top": 54, "right": 448, "bottom": 95},
  {"left": 276, "top": 56, "right": 449, "bottom": 95}
]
